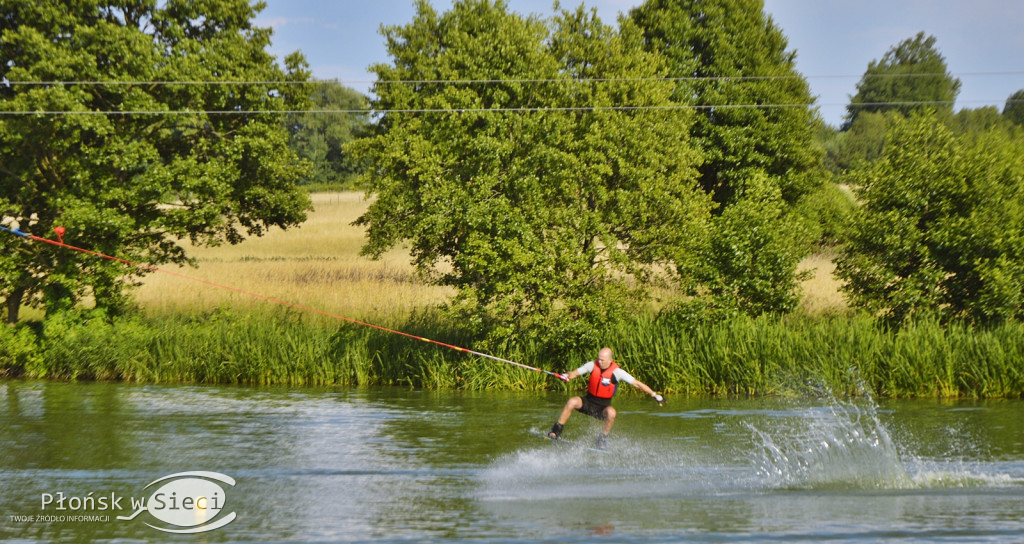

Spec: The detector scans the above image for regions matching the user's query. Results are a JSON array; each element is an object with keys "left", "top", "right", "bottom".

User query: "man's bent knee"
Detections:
[{"left": 604, "top": 406, "right": 617, "bottom": 421}]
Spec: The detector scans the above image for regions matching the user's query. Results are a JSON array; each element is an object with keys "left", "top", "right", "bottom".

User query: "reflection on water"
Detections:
[{"left": 1, "top": 381, "right": 1023, "bottom": 542}]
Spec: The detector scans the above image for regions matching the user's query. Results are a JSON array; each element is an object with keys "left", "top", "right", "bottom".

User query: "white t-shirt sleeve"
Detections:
[
  {"left": 575, "top": 361, "right": 596, "bottom": 375},
  {"left": 612, "top": 367, "right": 636, "bottom": 385}
]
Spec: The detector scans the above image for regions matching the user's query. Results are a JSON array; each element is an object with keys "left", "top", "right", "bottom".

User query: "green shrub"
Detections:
[{"left": 0, "top": 323, "right": 42, "bottom": 377}]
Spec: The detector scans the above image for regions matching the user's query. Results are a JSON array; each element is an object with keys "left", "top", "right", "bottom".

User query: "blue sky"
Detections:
[{"left": 257, "top": 0, "right": 1024, "bottom": 127}]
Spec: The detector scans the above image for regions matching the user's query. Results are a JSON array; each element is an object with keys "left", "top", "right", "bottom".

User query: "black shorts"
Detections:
[{"left": 576, "top": 395, "right": 612, "bottom": 420}]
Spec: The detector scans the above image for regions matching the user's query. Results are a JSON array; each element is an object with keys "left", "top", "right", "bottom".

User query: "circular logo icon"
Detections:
[{"left": 118, "top": 471, "right": 236, "bottom": 534}]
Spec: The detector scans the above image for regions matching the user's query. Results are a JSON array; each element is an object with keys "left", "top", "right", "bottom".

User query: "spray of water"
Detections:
[
  {"left": 744, "top": 390, "right": 1022, "bottom": 490},
  {"left": 477, "top": 391, "right": 1022, "bottom": 506},
  {"left": 746, "top": 397, "right": 914, "bottom": 490}
]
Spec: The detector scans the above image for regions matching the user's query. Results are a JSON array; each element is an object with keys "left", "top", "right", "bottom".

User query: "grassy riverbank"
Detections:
[
  {"left": 3, "top": 192, "right": 1022, "bottom": 398},
  {"left": 3, "top": 308, "right": 1023, "bottom": 398}
]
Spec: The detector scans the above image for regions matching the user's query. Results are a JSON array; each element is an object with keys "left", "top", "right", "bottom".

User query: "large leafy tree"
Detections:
[
  {"left": 630, "top": 0, "right": 821, "bottom": 206},
  {"left": 285, "top": 80, "right": 369, "bottom": 188},
  {"left": 629, "top": 0, "right": 819, "bottom": 316},
  {"left": 348, "top": 0, "right": 710, "bottom": 347},
  {"left": 836, "top": 111, "right": 1024, "bottom": 325},
  {"left": 844, "top": 32, "right": 960, "bottom": 130},
  {"left": 0, "top": 0, "right": 312, "bottom": 324},
  {"left": 698, "top": 175, "right": 812, "bottom": 316}
]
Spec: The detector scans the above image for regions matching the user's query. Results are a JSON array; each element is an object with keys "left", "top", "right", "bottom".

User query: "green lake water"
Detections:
[{"left": 1, "top": 381, "right": 1023, "bottom": 542}]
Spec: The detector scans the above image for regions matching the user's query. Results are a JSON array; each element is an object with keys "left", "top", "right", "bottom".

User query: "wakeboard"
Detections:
[{"left": 528, "top": 430, "right": 611, "bottom": 453}]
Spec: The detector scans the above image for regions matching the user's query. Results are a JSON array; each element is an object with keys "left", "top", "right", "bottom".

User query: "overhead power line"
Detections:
[
  {"left": 3, "top": 71, "right": 1023, "bottom": 87},
  {"left": 0, "top": 99, "right": 1019, "bottom": 116}
]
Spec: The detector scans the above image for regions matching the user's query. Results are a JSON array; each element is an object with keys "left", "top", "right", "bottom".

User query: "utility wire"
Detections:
[
  {"left": 0, "top": 99, "right": 1019, "bottom": 116},
  {"left": 3, "top": 71, "right": 1023, "bottom": 87},
  {"left": 3, "top": 72, "right": 1017, "bottom": 115}
]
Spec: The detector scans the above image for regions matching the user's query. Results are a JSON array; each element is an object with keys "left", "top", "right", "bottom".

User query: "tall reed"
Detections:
[
  {"left": 6, "top": 308, "right": 1022, "bottom": 398},
  {"left": 602, "top": 314, "right": 1024, "bottom": 399}
]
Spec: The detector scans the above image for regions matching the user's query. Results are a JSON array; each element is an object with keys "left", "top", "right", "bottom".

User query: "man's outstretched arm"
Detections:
[{"left": 631, "top": 380, "right": 664, "bottom": 405}]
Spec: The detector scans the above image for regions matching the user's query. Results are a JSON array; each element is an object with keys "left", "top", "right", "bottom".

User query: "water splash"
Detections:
[
  {"left": 478, "top": 397, "right": 1023, "bottom": 507},
  {"left": 900, "top": 422, "right": 1023, "bottom": 488},
  {"left": 476, "top": 429, "right": 663, "bottom": 502},
  {"left": 746, "top": 397, "right": 914, "bottom": 490}
]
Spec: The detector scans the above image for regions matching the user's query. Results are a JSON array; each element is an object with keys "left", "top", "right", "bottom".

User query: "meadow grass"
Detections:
[
  {"left": 796, "top": 250, "right": 848, "bottom": 317},
  {"left": 131, "top": 192, "right": 453, "bottom": 322}
]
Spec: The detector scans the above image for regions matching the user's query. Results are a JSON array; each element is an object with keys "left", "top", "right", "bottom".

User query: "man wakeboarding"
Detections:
[{"left": 547, "top": 347, "right": 664, "bottom": 450}]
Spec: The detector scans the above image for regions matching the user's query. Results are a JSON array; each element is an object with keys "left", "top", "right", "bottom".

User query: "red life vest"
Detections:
[{"left": 587, "top": 361, "right": 620, "bottom": 399}]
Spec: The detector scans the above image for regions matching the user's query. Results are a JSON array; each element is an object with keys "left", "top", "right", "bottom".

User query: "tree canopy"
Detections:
[
  {"left": 285, "top": 80, "right": 370, "bottom": 188},
  {"left": 0, "top": 0, "right": 311, "bottom": 324},
  {"left": 836, "top": 111, "right": 1024, "bottom": 325},
  {"left": 348, "top": 0, "right": 711, "bottom": 348},
  {"left": 953, "top": 106, "right": 1015, "bottom": 138},
  {"left": 844, "top": 32, "right": 960, "bottom": 129},
  {"left": 630, "top": 0, "right": 822, "bottom": 206},
  {"left": 824, "top": 111, "right": 892, "bottom": 173},
  {"left": 1004, "top": 89, "right": 1024, "bottom": 126},
  {"left": 629, "top": 0, "right": 819, "bottom": 317}
]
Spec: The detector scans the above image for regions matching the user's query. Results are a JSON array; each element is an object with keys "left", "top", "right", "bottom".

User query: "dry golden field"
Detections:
[
  {"left": 797, "top": 251, "right": 848, "bottom": 316},
  {"left": 133, "top": 192, "right": 847, "bottom": 320},
  {"left": 132, "top": 192, "right": 453, "bottom": 322}
]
